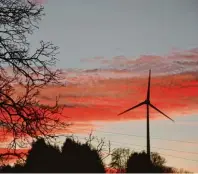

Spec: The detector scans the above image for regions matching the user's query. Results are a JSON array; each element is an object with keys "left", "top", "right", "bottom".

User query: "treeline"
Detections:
[
  {"left": 0, "top": 138, "right": 191, "bottom": 173},
  {"left": 0, "top": 138, "right": 105, "bottom": 173}
]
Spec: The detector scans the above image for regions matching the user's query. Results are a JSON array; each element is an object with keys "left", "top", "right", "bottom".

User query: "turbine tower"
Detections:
[{"left": 118, "top": 69, "right": 174, "bottom": 162}]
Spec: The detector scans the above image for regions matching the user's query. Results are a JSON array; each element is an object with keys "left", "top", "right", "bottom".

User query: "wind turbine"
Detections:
[{"left": 118, "top": 69, "right": 174, "bottom": 162}]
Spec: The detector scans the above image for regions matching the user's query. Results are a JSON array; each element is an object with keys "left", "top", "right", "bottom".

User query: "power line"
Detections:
[
  {"left": 56, "top": 132, "right": 198, "bottom": 156},
  {"left": 102, "top": 145, "right": 198, "bottom": 163},
  {"left": 94, "top": 129, "right": 198, "bottom": 144},
  {"left": 104, "top": 149, "right": 198, "bottom": 163},
  {"left": 67, "top": 127, "right": 198, "bottom": 145},
  {"left": 109, "top": 140, "right": 198, "bottom": 155},
  {"left": 160, "top": 153, "right": 198, "bottom": 162},
  {"left": 57, "top": 135, "right": 198, "bottom": 163},
  {"left": 95, "top": 138, "right": 198, "bottom": 162}
]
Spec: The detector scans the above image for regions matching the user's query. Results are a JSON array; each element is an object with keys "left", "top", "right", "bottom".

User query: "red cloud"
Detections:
[{"left": 36, "top": 71, "right": 198, "bottom": 123}]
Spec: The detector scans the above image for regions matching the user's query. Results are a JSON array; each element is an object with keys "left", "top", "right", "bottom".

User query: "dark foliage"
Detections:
[
  {"left": 0, "top": 138, "right": 105, "bottom": 173},
  {"left": 24, "top": 138, "right": 61, "bottom": 172},
  {"left": 126, "top": 151, "right": 175, "bottom": 173},
  {"left": 110, "top": 148, "right": 131, "bottom": 171},
  {"left": 126, "top": 151, "right": 150, "bottom": 173},
  {"left": 0, "top": 165, "right": 13, "bottom": 173},
  {"left": 60, "top": 138, "right": 105, "bottom": 173},
  {"left": 0, "top": 141, "right": 191, "bottom": 173},
  {"left": 0, "top": 163, "right": 24, "bottom": 173}
]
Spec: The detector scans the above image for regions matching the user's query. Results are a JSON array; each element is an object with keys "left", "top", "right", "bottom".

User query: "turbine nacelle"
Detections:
[{"left": 144, "top": 100, "right": 150, "bottom": 105}]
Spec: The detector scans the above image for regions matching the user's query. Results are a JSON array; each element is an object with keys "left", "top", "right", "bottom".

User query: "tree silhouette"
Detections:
[
  {"left": 12, "top": 164, "right": 24, "bottom": 173},
  {"left": 0, "top": 138, "right": 192, "bottom": 173},
  {"left": 0, "top": 0, "right": 67, "bottom": 163},
  {"left": 0, "top": 163, "right": 24, "bottom": 173},
  {"left": 151, "top": 152, "right": 166, "bottom": 167},
  {"left": 0, "top": 165, "right": 13, "bottom": 173},
  {"left": 60, "top": 138, "right": 105, "bottom": 173},
  {"left": 24, "top": 138, "right": 61, "bottom": 173},
  {"left": 110, "top": 148, "right": 131, "bottom": 172},
  {"left": 0, "top": 137, "right": 106, "bottom": 173},
  {"left": 126, "top": 151, "right": 150, "bottom": 173},
  {"left": 126, "top": 151, "right": 176, "bottom": 173}
]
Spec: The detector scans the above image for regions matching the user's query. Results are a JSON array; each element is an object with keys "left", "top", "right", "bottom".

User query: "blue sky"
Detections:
[{"left": 31, "top": 0, "right": 198, "bottom": 69}]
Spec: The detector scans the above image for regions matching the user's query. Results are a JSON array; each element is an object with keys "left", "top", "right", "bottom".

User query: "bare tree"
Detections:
[
  {"left": 57, "top": 131, "right": 112, "bottom": 163},
  {"left": 0, "top": 0, "right": 68, "bottom": 163},
  {"left": 84, "top": 131, "right": 111, "bottom": 162},
  {"left": 110, "top": 147, "right": 131, "bottom": 172}
]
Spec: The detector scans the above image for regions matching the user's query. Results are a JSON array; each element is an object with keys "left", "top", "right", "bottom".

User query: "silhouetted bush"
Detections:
[
  {"left": 126, "top": 151, "right": 151, "bottom": 173},
  {"left": 0, "top": 163, "right": 24, "bottom": 173},
  {"left": 0, "top": 139, "right": 190, "bottom": 173},
  {"left": 0, "top": 165, "right": 13, "bottom": 173},
  {"left": 126, "top": 151, "right": 175, "bottom": 173},
  {"left": 24, "top": 138, "right": 61, "bottom": 172},
  {"left": 0, "top": 138, "right": 105, "bottom": 173},
  {"left": 60, "top": 138, "right": 105, "bottom": 173}
]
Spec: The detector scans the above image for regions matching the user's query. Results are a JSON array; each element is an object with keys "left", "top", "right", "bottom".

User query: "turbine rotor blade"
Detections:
[
  {"left": 118, "top": 101, "right": 145, "bottom": 116},
  {"left": 149, "top": 103, "right": 174, "bottom": 122},
  {"left": 147, "top": 69, "right": 151, "bottom": 100}
]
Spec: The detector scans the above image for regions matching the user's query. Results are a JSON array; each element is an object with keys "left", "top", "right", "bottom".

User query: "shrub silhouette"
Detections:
[
  {"left": 0, "top": 165, "right": 13, "bottom": 173},
  {"left": 24, "top": 138, "right": 61, "bottom": 172},
  {"left": 1, "top": 139, "right": 187, "bottom": 173},
  {"left": 0, "top": 163, "right": 24, "bottom": 173},
  {"left": 126, "top": 151, "right": 151, "bottom": 173},
  {"left": 110, "top": 148, "right": 131, "bottom": 171},
  {"left": 126, "top": 151, "right": 175, "bottom": 173},
  {"left": 0, "top": 138, "right": 105, "bottom": 173},
  {"left": 60, "top": 138, "right": 105, "bottom": 173}
]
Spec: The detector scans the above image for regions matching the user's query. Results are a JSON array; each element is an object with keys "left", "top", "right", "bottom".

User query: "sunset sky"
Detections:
[{"left": 2, "top": 0, "right": 198, "bottom": 172}]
